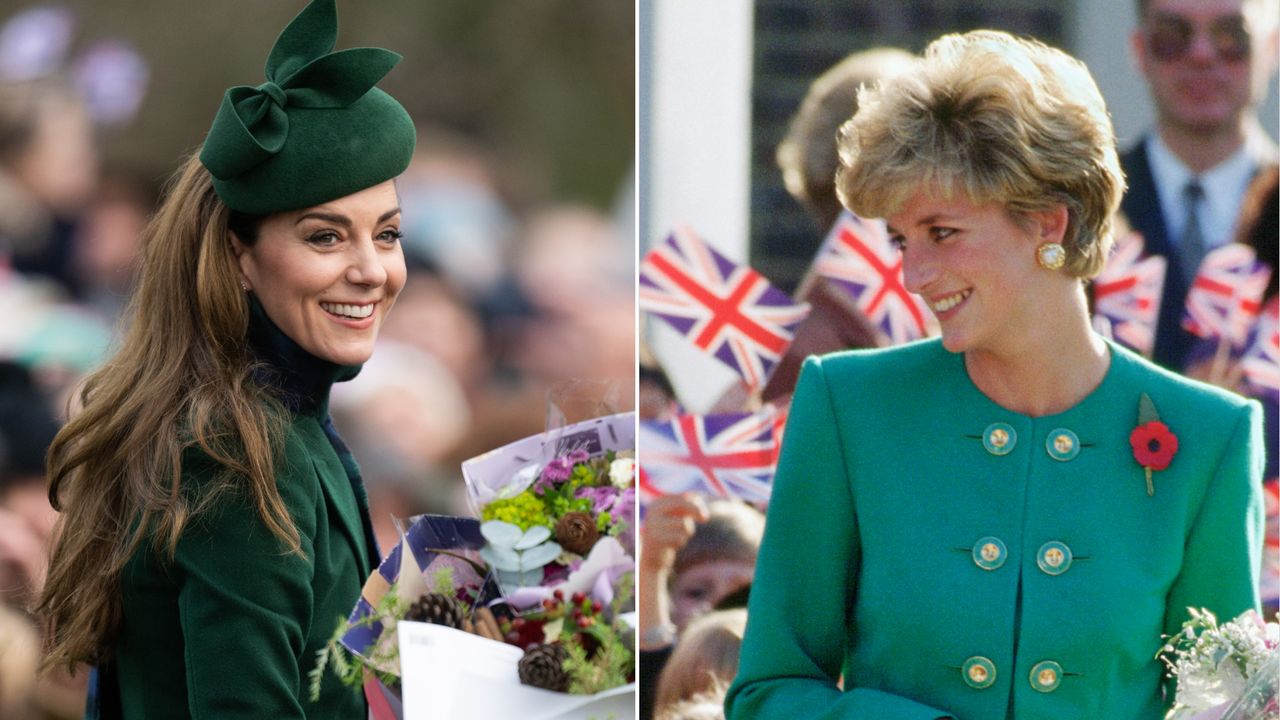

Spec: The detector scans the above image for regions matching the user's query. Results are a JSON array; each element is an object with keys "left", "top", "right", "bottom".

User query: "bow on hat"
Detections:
[{"left": 200, "top": 0, "right": 401, "bottom": 181}]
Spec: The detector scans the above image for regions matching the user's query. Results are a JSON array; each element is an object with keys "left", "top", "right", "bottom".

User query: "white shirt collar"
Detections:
[{"left": 1145, "top": 131, "right": 1268, "bottom": 250}]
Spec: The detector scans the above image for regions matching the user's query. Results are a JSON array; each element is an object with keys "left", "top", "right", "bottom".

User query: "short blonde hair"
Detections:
[
  {"left": 654, "top": 609, "right": 746, "bottom": 714},
  {"left": 837, "top": 30, "right": 1124, "bottom": 278}
]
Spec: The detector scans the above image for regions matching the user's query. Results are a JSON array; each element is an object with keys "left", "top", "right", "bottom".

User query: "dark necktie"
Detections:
[{"left": 1180, "top": 180, "right": 1206, "bottom": 279}]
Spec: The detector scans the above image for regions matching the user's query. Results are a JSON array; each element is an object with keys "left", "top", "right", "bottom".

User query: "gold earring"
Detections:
[{"left": 1036, "top": 243, "right": 1065, "bottom": 270}]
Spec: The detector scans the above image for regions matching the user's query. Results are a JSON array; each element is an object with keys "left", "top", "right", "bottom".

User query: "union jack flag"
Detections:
[
  {"left": 1091, "top": 231, "right": 1167, "bottom": 356},
  {"left": 637, "top": 410, "right": 779, "bottom": 506},
  {"left": 813, "top": 211, "right": 933, "bottom": 345},
  {"left": 1241, "top": 297, "right": 1280, "bottom": 395},
  {"left": 1183, "top": 243, "right": 1272, "bottom": 347},
  {"left": 640, "top": 228, "right": 809, "bottom": 388}
]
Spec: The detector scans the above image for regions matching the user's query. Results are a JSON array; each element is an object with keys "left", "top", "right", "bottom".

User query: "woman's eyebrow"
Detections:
[
  {"left": 294, "top": 207, "right": 400, "bottom": 226},
  {"left": 296, "top": 211, "right": 350, "bottom": 227}
]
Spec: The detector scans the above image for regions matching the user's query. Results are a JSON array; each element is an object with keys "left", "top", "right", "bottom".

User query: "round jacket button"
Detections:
[
  {"left": 1045, "top": 428, "right": 1079, "bottom": 461},
  {"left": 1030, "top": 660, "right": 1063, "bottom": 692},
  {"left": 972, "top": 536, "right": 1007, "bottom": 571},
  {"left": 983, "top": 423, "right": 1016, "bottom": 456},
  {"left": 1037, "top": 541, "right": 1072, "bottom": 575},
  {"left": 962, "top": 656, "right": 997, "bottom": 689}
]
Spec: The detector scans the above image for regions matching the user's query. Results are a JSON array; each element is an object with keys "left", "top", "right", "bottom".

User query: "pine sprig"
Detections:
[
  {"left": 308, "top": 584, "right": 410, "bottom": 702},
  {"left": 563, "top": 623, "right": 632, "bottom": 695}
]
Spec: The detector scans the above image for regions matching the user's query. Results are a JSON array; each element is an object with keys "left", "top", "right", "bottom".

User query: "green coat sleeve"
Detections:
[
  {"left": 174, "top": 448, "right": 318, "bottom": 719},
  {"left": 725, "top": 358, "right": 955, "bottom": 720},
  {"left": 1162, "top": 400, "right": 1265, "bottom": 645}
]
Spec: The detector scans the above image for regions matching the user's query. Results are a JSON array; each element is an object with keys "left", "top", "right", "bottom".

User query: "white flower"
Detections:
[
  {"left": 1166, "top": 608, "right": 1280, "bottom": 715},
  {"left": 609, "top": 457, "right": 635, "bottom": 488},
  {"left": 1175, "top": 656, "right": 1247, "bottom": 711}
]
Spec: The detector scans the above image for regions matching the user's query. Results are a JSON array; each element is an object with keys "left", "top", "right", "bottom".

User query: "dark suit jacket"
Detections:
[{"left": 1120, "top": 137, "right": 1275, "bottom": 371}]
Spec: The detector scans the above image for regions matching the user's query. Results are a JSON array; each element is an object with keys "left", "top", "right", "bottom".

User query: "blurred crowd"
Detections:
[{"left": 0, "top": 8, "right": 633, "bottom": 717}]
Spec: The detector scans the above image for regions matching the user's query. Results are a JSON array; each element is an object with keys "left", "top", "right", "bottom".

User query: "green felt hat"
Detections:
[{"left": 200, "top": 0, "right": 415, "bottom": 214}]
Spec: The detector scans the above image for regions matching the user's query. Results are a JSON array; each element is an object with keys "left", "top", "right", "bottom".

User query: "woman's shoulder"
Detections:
[
  {"left": 805, "top": 338, "right": 951, "bottom": 382},
  {"left": 177, "top": 415, "right": 323, "bottom": 513},
  {"left": 1109, "top": 342, "right": 1257, "bottom": 429}
]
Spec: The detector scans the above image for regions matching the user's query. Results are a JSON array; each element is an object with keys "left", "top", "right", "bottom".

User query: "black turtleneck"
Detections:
[{"left": 245, "top": 296, "right": 380, "bottom": 564}]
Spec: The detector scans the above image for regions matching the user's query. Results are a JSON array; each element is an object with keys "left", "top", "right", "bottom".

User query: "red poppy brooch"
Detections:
[{"left": 1129, "top": 393, "right": 1178, "bottom": 496}]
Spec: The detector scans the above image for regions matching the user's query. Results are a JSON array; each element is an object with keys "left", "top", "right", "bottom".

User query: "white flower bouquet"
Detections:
[{"left": 1160, "top": 608, "right": 1279, "bottom": 719}]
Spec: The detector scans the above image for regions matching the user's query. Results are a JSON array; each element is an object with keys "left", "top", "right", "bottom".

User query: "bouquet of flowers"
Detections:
[
  {"left": 1159, "top": 608, "right": 1279, "bottom": 719},
  {"left": 314, "top": 412, "right": 636, "bottom": 720}
]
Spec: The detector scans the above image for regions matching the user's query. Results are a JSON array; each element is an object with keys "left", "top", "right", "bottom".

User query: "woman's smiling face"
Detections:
[
  {"left": 233, "top": 180, "right": 406, "bottom": 366},
  {"left": 885, "top": 187, "right": 1060, "bottom": 356}
]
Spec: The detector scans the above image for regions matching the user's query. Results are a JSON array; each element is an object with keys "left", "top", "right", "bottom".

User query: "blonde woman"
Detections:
[
  {"left": 36, "top": 1, "right": 415, "bottom": 717},
  {"left": 727, "top": 31, "right": 1263, "bottom": 719}
]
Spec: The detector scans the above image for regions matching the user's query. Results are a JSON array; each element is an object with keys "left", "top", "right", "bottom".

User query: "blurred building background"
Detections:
[{"left": 640, "top": 0, "right": 1280, "bottom": 409}]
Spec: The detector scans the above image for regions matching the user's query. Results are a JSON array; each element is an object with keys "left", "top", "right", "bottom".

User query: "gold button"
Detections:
[
  {"left": 1030, "top": 660, "right": 1064, "bottom": 692},
  {"left": 1045, "top": 428, "right": 1080, "bottom": 461},
  {"left": 1036, "top": 541, "right": 1073, "bottom": 575},
  {"left": 962, "top": 656, "right": 997, "bottom": 689},
  {"left": 1053, "top": 434, "right": 1073, "bottom": 455},
  {"left": 972, "top": 536, "right": 1007, "bottom": 571},
  {"left": 983, "top": 423, "right": 1016, "bottom": 456}
]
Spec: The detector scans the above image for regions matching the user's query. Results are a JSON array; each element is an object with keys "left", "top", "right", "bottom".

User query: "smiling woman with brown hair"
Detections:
[
  {"left": 35, "top": 1, "right": 415, "bottom": 717},
  {"left": 726, "top": 30, "right": 1264, "bottom": 720}
]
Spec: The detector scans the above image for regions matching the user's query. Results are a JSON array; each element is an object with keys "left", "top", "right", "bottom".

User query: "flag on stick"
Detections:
[{"left": 640, "top": 227, "right": 809, "bottom": 388}]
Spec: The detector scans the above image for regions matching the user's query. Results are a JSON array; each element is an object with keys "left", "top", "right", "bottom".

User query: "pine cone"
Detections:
[
  {"left": 518, "top": 642, "right": 570, "bottom": 692},
  {"left": 404, "top": 592, "right": 465, "bottom": 629},
  {"left": 555, "top": 511, "right": 600, "bottom": 555}
]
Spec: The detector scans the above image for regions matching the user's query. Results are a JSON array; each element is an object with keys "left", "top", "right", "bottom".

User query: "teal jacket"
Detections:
[
  {"left": 726, "top": 339, "right": 1264, "bottom": 720},
  {"left": 110, "top": 308, "right": 378, "bottom": 719}
]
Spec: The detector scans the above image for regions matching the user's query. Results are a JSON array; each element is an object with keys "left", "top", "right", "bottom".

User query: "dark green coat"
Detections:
[
  {"left": 726, "top": 339, "right": 1264, "bottom": 720},
  {"left": 111, "top": 310, "right": 377, "bottom": 719}
]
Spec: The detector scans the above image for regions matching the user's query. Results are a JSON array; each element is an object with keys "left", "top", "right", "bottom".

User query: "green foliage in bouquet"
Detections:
[
  {"left": 308, "top": 567, "right": 463, "bottom": 701},
  {"left": 308, "top": 585, "right": 407, "bottom": 701},
  {"left": 561, "top": 572, "right": 635, "bottom": 695},
  {"left": 482, "top": 492, "right": 549, "bottom": 531},
  {"left": 480, "top": 449, "right": 625, "bottom": 538}
]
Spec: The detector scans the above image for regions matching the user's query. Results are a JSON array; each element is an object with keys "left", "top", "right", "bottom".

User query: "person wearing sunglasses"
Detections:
[{"left": 1122, "top": 0, "right": 1279, "bottom": 372}]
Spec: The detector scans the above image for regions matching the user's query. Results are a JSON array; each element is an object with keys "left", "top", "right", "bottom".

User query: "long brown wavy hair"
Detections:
[{"left": 36, "top": 153, "right": 296, "bottom": 671}]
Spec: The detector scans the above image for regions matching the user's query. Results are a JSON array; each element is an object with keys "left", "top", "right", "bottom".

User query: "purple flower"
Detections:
[
  {"left": 612, "top": 487, "right": 636, "bottom": 554},
  {"left": 535, "top": 449, "right": 593, "bottom": 491},
  {"left": 575, "top": 485, "right": 620, "bottom": 515}
]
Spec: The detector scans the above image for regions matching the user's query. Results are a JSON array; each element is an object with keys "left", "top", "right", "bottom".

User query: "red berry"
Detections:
[
  {"left": 553, "top": 589, "right": 565, "bottom": 601},
  {"left": 591, "top": 601, "right": 603, "bottom": 614},
  {"left": 512, "top": 618, "right": 526, "bottom": 629},
  {"left": 571, "top": 592, "right": 586, "bottom": 604},
  {"left": 505, "top": 632, "right": 520, "bottom": 644},
  {"left": 542, "top": 599, "right": 555, "bottom": 610}
]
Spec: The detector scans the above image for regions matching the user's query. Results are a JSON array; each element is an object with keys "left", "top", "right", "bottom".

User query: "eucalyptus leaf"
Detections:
[
  {"left": 479, "top": 545, "right": 522, "bottom": 572},
  {"left": 481, "top": 520, "right": 523, "bottom": 547},
  {"left": 520, "top": 541, "right": 563, "bottom": 569},
  {"left": 517, "top": 569, "right": 544, "bottom": 586},
  {"left": 515, "top": 525, "right": 552, "bottom": 550},
  {"left": 495, "top": 569, "right": 523, "bottom": 590}
]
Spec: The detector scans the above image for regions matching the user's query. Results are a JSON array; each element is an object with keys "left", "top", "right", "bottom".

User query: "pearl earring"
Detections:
[{"left": 1036, "top": 243, "right": 1065, "bottom": 270}]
